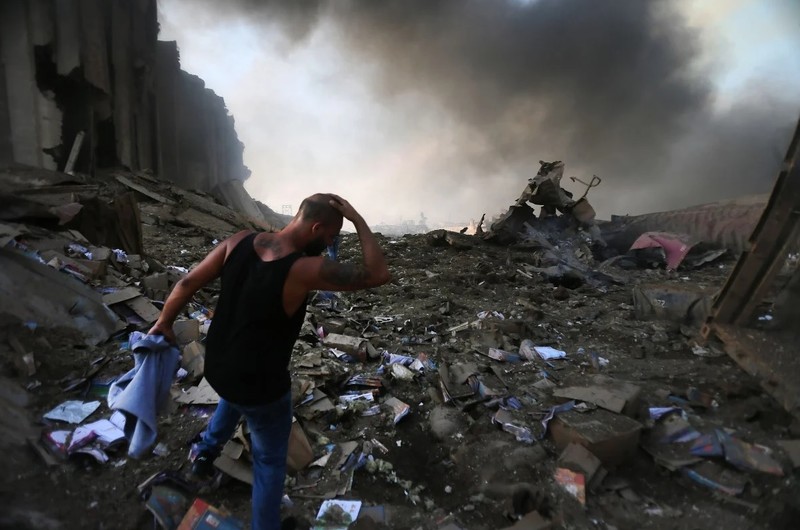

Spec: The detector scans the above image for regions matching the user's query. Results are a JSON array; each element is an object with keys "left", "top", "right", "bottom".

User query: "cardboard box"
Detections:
[
  {"left": 213, "top": 418, "right": 314, "bottom": 484},
  {"left": 553, "top": 375, "right": 642, "bottom": 417},
  {"left": 74, "top": 258, "right": 107, "bottom": 279},
  {"left": 181, "top": 341, "right": 205, "bottom": 379},
  {"left": 558, "top": 443, "right": 607, "bottom": 491},
  {"left": 174, "top": 319, "right": 200, "bottom": 344},
  {"left": 177, "top": 498, "right": 243, "bottom": 530},
  {"left": 549, "top": 409, "right": 642, "bottom": 467}
]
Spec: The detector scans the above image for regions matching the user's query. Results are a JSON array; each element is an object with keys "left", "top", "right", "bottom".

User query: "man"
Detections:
[{"left": 148, "top": 194, "right": 390, "bottom": 530}]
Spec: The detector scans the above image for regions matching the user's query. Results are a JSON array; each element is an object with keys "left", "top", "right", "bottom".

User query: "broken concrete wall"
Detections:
[
  {"left": 154, "top": 40, "right": 180, "bottom": 187},
  {"left": 213, "top": 180, "right": 272, "bottom": 228},
  {"left": 158, "top": 66, "right": 251, "bottom": 193},
  {"left": 1, "top": 0, "right": 149, "bottom": 172},
  {"left": 0, "top": 0, "right": 263, "bottom": 222},
  {"left": 0, "top": 0, "right": 61, "bottom": 169}
]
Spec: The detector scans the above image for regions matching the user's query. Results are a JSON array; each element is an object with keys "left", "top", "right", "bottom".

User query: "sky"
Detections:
[{"left": 158, "top": 0, "right": 800, "bottom": 227}]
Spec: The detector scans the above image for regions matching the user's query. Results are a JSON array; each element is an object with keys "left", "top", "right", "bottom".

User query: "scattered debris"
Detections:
[
  {"left": 178, "top": 498, "right": 245, "bottom": 529},
  {"left": 314, "top": 500, "right": 362, "bottom": 530},
  {"left": 558, "top": 443, "right": 607, "bottom": 492},
  {"left": 549, "top": 409, "right": 643, "bottom": 466},
  {"left": 43, "top": 400, "right": 101, "bottom": 424},
  {"left": 553, "top": 376, "right": 641, "bottom": 416},
  {"left": 0, "top": 153, "right": 795, "bottom": 529},
  {"left": 554, "top": 467, "right": 586, "bottom": 505}
]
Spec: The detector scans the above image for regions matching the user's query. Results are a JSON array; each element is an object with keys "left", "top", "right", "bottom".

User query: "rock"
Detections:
[
  {"left": 651, "top": 330, "right": 669, "bottom": 343},
  {"left": 503, "top": 445, "right": 548, "bottom": 471},
  {"left": 429, "top": 406, "right": 465, "bottom": 441},
  {"left": 552, "top": 286, "right": 570, "bottom": 301}
]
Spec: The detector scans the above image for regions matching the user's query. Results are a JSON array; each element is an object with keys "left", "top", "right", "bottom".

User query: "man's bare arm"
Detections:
[
  {"left": 319, "top": 260, "right": 374, "bottom": 288},
  {"left": 148, "top": 230, "right": 250, "bottom": 340},
  {"left": 293, "top": 196, "right": 391, "bottom": 292}
]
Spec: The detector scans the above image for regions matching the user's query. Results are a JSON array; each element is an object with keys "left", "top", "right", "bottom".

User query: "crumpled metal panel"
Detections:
[
  {"left": 602, "top": 195, "right": 768, "bottom": 254},
  {"left": 630, "top": 232, "right": 694, "bottom": 270}
]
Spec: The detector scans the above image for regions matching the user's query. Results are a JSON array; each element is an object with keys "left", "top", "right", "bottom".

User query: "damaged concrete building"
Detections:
[
  {"left": 0, "top": 0, "right": 276, "bottom": 225},
  {"left": 2, "top": 1, "right": 800, "bottom": 529}
]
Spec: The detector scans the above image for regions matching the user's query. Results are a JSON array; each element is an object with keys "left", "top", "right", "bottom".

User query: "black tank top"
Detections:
[{"left": 204, "top": 233, "right": 306, "bottom": 405}]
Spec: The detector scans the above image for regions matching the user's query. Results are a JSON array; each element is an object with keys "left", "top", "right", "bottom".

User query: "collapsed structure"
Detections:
[
  {"left": 0, "top": 0, "right": 272, "bottom": 224},
  {"left": 2, "top": 147, "right": 799, "bottom": 528},
  {"left": 2, "top": 1, "right": 800, "bottom": 529}
]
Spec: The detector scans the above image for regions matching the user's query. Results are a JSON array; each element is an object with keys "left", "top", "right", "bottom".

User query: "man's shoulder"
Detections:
[{"left": 225, "top": 230, "right": 255, "bottom": 247}]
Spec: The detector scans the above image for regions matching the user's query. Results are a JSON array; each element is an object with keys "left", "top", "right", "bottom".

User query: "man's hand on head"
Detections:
[{"left": 328, "top": 194, "right": 362, "bottom": 224}]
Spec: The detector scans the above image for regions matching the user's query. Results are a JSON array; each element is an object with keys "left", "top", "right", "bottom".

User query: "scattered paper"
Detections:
[
  {"left": 313, "top": 500, "right": 362, "bottom": 530},
  {"left": 339, "top": 392, "right": 375, "bottom": 404},
  {"left": 44, "top": 400, "right": 101, "bottom": 424},
  {"left": 389, "top": 363, "right": 416, "bottom": 381},
  {"left": 534, "top": 346, "right": 566, "bottom": 360},
  {"left": 81, "top": 419, "right": 126, "bottom": 446},
  {"left": 384, "top": 397, "right": 411, "bottom": 425},
  {"left": 175, "top": 378, "right": 220, "bottom": 405},
  {"left": 110, "top": 410, "right": 127, "bottom": 430},
  {"left": 649, "top": 407, "right": 682, "bottom": 421},
  {"left": 540, "top": 401, "right": 576, "bottom": 439},
  {"left": 492, "top": 409, "right": 533, "bottom": 444},
  {"left": 487, "top": 348, "right": 522, "bottom": 363}
]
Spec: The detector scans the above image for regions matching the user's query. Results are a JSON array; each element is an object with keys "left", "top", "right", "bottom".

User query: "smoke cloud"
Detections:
[{"left": 159, "top": 0, "right": 800, "bottom": 222}]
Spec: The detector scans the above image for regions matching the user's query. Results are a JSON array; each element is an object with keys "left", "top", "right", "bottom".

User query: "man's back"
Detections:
[{"left": 205, "top": 233, "right": 307, "bottom": 405}]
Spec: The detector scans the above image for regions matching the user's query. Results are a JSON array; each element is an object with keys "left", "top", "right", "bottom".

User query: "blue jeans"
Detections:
[{"left": 196, "top": 391, "right": 293, "bottom": 530}]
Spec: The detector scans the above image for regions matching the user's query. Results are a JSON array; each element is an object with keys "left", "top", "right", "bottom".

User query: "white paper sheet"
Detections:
[
  {"left": 43, "top": 400, "right": 101, "bottom": 424},
  {"left": 82, "top": 419, "right": 126, "bottom": 446},
  {"left": 313, "top": 500, "right": 362, "bottom": 530},
  {"left": 533, "top": 346, "right": 567, "bottom": 360}
]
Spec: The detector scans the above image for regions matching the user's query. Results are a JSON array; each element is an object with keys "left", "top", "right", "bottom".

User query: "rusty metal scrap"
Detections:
[
  {"left": 601, "top": 195, "right": 767, "bottom": 255},
  {"left": 705, "top": 116, "right": 800, "bottom": 330},
  {"left": 713, "top": 324, "right": 800, "bottom": 419},
  {"left": 629, "top": 232, "right": 694, "bottom": 270},
  {"left": 516, "top": 160, "right": 592, "bottom": 218},
  {"left": 701, "top": 116, "right": 800, "bottom": 422}
]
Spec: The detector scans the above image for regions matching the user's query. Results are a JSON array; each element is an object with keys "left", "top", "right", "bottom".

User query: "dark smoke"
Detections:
[{"left": 168, "top": 0, "right": 800, "bottom": 214}]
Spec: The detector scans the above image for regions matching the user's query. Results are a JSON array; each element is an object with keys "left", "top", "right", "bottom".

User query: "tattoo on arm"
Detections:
[{"left": 320, "top": 260, "right": 371, "bottom": 287}]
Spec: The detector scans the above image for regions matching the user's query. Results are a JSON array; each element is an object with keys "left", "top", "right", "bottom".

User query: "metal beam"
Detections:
[{"left": 703, "top": 117, "right": 800, "bottom": 331}]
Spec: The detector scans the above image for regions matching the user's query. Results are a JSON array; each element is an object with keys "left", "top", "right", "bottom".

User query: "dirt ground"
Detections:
[{"left": 2, "top": 225, "right": 800, "bottom": 530}]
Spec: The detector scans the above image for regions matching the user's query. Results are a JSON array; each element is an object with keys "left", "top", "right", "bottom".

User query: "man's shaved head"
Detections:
[{"left": 298, "top": 193, "right": 342, "bottom": 226}]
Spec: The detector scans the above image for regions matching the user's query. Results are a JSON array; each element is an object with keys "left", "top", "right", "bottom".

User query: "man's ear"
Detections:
[{"left": 310, "top": 222, "right": 323, "bottom": 235}]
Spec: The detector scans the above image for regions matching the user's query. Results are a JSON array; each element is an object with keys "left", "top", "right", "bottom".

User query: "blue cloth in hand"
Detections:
[{"left": 108, "top": 331, "right": 180, "bottom": 458}]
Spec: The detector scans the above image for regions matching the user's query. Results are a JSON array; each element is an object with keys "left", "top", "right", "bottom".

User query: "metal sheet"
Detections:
[
  {"left": 714, "top": 324, "right": 800, "bottom": 420},
  {"left": 707, "top": 117, "right": 800, "bottom": 327}
]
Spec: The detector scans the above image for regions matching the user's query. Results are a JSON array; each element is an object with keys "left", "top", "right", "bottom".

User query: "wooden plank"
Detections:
[
  {"left": 124, "top": 295, "right": 161, "bottom": 324},
  {"left": 102, "top": 286, "right": 141, "bottom": 305}
]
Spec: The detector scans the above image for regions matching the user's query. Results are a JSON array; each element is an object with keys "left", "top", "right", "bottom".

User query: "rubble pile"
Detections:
[{"left": 1, "top": 162, "right": 799, "bottom": 530}]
